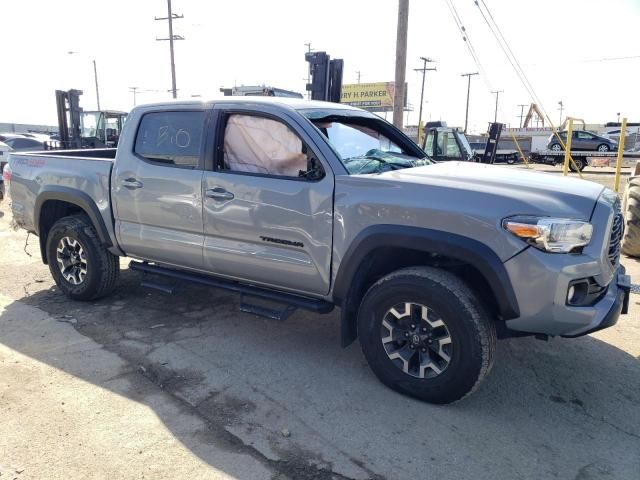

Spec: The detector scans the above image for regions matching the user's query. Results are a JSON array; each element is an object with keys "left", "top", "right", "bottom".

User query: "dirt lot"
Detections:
[{"left": 1, "top": 166, "right": 639, "bottom": 479}]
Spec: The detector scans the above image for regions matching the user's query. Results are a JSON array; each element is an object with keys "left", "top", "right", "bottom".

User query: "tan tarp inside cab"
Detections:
[{"left": 223, "top": 115, "right": 307, "bottom": 177}]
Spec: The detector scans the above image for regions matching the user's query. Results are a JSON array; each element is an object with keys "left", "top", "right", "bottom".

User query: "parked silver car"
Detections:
[
  {"left": 1, "top": 135, "right": 44, "bottom": 152},
  {"left": 548, "top": 130, "right": 617, "bottom": 152}
]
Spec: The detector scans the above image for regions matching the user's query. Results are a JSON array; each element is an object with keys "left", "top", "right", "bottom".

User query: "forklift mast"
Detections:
[
  {"left": 479, "top": 122, "right": 504, "bottom": 164},
  {"left": 305, "top": 51, "right": 344, "bottom": 103},
  {"left": 55, "top": 89, "right": 83, "bottom": 149},
  {"left": 50, "top": 89, "right": 127, "bottom": 150}
]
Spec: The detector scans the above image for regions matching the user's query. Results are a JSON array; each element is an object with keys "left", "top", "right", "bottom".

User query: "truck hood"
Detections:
[{"left": 375, "top": 161, "right": 604, "bottom": 220}]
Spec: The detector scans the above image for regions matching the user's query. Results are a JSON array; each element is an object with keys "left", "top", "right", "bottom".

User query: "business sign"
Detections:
[{"left": 341, "top": 82, "right": 404, "bottom": 111}]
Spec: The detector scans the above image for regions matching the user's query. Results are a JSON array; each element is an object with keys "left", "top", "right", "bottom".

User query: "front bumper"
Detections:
[
  {"left": 561, "top": 268, "right": 629, "bottom": 337},
  {"left": 503, "top": 244, "right": 629, "bottom": 337}
]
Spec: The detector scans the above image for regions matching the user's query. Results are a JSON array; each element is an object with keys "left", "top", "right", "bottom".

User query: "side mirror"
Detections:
[{"left": 302, "top": 156, "right": 325, "bottom": 181}]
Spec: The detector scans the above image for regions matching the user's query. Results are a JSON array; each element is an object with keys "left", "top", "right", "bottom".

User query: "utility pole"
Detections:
[
  {"left": 492, "top": 90, "right": 503, "bottom": 123},
  {"left": 460, "top": 72, "right": 478, "bottom": 133},
  {"left": 155, "top": 0, "right": 184, "bottom": 99},
  {"left": 393, "top": 0, "right": 409, "bottom": 128},
  {"left": 67, "top": 52, "right": 101, "bottom": 111},
  {"left": 129, "top": 87, "right": 139, "bottom": 106},
  {"left": 414, "top": 57, "right": 436, "bottom": 134},
  {"left": 92, "top": 60, "right": 101, "bottom": 111},
  {"left": 305, "top": 42, "right": 313, "bottom": 99},
  {"left": 517, "top": 104, "right": 528, "bottom": 128},
  {"left": 558, "top": 100, "right": 564, "bottom": 126}
]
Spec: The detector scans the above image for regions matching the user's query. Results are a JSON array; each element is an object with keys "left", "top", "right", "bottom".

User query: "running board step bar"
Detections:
[
  {"left": 129, "top": 261, "right": 334, "bottom": 317},
  {"left": 240, "top": 294, "right": 298, "bottom": 321}
]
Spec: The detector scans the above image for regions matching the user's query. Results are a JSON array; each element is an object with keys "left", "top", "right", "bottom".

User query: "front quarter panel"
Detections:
[{"left": 330, "top": 174, "right": 528, "bottom": 287}]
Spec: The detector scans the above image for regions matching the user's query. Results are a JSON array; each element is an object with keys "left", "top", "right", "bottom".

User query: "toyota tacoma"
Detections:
[{"left": 5, "top": 97, "right": 630, "bottom": 403}]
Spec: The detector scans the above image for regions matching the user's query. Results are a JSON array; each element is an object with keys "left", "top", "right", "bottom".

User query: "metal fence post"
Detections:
[
  {"left": 563, "top": 118, "right": 574, "bottom": 176},
  {"left": 614, "top": 117, "right": 627, "bottom": 192}
]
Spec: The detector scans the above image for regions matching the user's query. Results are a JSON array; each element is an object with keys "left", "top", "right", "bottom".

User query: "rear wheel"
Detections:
[
  {"left": 357, "top": 267, "right": 496, "bottom": 404},
  {"left": 569, "top": 157, "right": 586, "bottom": 172},
  {"left": 597, "top": 144, "right": 610, "bottom": 153},
  {"left": 621, "top": 178, "right": 640, "bottom": 257},
  {"left": 46, "top": 214, "right": 120, "bottom": 301}
]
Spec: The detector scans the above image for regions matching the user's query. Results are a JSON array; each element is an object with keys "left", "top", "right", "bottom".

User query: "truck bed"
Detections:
[
  {"left": 36, "top": 148, "right": 117, "bottom": 160},
  {"left": 7, "top": 150, "right": 116, "bottom": 246}
]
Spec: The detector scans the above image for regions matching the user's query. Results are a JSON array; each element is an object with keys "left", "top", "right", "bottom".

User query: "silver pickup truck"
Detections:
[{"left": 5, "top": 97, "right": 630, "bottom": 404}]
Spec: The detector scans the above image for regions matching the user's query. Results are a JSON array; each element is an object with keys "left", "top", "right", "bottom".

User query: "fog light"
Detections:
[{"left": 567, "top": 285, "right": 576, "bottom": 303}]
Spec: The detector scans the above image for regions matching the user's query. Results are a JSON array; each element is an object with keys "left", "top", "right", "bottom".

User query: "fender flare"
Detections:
[
  {"left": 332, "top": 225, "right": 520, "bottom": 347},
  {"left": 34, "top": 186, "right": 112, "bottom": 262}
]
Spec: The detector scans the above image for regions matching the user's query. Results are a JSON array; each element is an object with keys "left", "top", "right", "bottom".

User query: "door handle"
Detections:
[
  {"left": 205, "top": 187, "right": 234, "bottom": 201},
  {"left": 122, "top": 178, "right": 143, "bottom": 189}
]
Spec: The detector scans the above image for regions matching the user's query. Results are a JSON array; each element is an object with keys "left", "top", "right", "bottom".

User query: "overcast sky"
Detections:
[{"left": 2, "top": 0, "right": 639, "bottom": 133}]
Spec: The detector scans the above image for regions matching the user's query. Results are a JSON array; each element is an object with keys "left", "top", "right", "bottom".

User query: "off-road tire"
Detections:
[
  {"left": 621, "top": 178, "right": 640, "bottom": 257},
  {"left": 357, "top": 266, "right": 497, "bottom": 404},
  {"left": 46, "top": 214, "right": 119, "bottom": 301}
]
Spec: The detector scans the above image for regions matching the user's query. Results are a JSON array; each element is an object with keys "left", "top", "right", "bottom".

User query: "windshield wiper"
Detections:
[{"left": 353, "top": 156, "right": 405, "bottom": 174}]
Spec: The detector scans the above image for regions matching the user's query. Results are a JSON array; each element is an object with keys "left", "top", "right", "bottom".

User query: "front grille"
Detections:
[{"left": 607, "top": 200, "right": 623, "bottom": 267}]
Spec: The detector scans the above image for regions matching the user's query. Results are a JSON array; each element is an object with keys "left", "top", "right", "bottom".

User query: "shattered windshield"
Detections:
[{"left": 301, "top": 110, "right": 431, "bottom": 174}]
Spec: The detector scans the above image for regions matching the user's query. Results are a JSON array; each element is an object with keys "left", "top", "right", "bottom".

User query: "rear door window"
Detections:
[
  {"left": 134, "top": 111, "right": 205, "bottom": 168},
  {"left": 576, "top": 131, "right": 595, "bottom": 140}
]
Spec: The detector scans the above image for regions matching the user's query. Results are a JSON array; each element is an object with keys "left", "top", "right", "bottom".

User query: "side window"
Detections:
[
  {"left": 424, "top": 131, "right": 435, "bottom": 156},
  {"left": 222, "top": 114, "right": 323, "bottom": 180},
  {"left": 436, "top": 132, "right": 461, "bottom": 158},
  {"left": 134, "top": 111, "right": 205, "bottom": 168}
]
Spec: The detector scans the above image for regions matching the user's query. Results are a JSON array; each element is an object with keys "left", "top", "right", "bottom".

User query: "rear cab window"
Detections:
[{"left": 134, "top": 111, "right": 205, "bottom": 168}]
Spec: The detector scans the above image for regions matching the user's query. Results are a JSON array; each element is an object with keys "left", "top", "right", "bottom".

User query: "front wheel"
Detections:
[
  {"left": 597, "top": 144, "right": 610, "bottom": 152},
  {"left": 46, "top": 214, "right": 120, "bottom": 301},
  {"left": 550, "top": 143, "right": 563, "bottom": 152},
  {"left": 357, "top": 267, "right": 496, "bottom": 404}
]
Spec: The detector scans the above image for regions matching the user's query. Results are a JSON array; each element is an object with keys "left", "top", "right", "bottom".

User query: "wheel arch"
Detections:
[
  {"left": 332, "top": 225, "right": 520, "bottom": 347},
  {"left": 34, "top": 187, "right": 112, "bottom": 264}
]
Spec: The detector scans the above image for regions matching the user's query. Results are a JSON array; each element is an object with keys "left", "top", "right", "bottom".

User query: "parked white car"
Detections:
[{"left": 0, "top": 140, "right": 11, "bottom": 200}]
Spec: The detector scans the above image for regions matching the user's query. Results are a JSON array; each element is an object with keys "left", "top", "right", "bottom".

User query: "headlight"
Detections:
[{"left": 503, "top": 216, "right": 593, "bottom": 253}]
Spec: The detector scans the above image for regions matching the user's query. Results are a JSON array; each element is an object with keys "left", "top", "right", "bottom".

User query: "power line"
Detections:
[
  {"left": 471, "top": 0, "right": 583, "bottom": 174},
  {"left": 155, "top": 0, "right": 184, "bottom": 99},
  {"left": 474, "top": 0, "right": 554, "bottom": 126},
  {"left": 444, "top": 0, "right": 493, "bottom": 92},
  {"left": 579, "top": 54, "right": 640, "bottom": 63}
]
